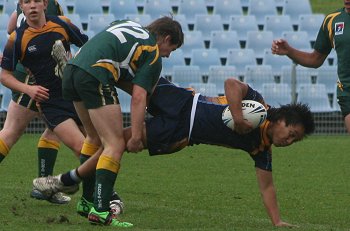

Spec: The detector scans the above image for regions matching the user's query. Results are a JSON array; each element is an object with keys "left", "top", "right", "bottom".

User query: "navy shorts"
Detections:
[{"left": 146, "top": 78, "right": 193, "bottom": 155}]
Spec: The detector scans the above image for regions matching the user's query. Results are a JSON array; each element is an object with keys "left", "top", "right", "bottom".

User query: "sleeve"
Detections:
[
  {"left": 250, "top": 150, "right": 272, "bottom": 171},
  {"left": 0, "top": 32, "right": 18, "bottom": 72},
  {"left": 59, "top": 16, "right": 88, "bottom": 47},
  {"left": 132, "top": 49, "right": 162, "bottom": 94},
  {"left": 313, "top": 15, "right": 333, "bottom": 55}
]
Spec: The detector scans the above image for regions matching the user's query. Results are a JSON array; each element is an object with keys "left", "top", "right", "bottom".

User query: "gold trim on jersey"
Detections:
[
  {"left": 92, "top": 61, "right": 120, "bottom": 81},
  {"left": 20, "top": 20, "right": 70, "bottom": 60},
  {"left": 250, "top": 120, "right": 271, "bottom": 155},
  {"left": 322, "top": 12, "right": 341, "bottom": 49},
  {"left": 130, "top": 44, "right": 159, "bottom": 70}
]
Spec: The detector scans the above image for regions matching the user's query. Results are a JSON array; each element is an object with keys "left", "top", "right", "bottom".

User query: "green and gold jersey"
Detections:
[
  {"left": 70, "top": 20, "right": 161, "bottom": 94},
  {"left": 314, "top": 8, "right": 350, "bottom": 96}
]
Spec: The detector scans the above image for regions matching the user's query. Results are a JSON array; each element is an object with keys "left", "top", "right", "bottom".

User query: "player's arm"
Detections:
[
  {"left": 255, "top": 168, "right": 297, "bottom": 227},
  {"left": 7, "top": 11, "right": 17, "bottom": 35},
  {"left": 224, "top": 78, "right": 252, "bottom": 134}
]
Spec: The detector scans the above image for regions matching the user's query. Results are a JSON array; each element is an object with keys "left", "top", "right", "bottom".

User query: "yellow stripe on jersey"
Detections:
[
  {"left": 250, "top": 120, "right": 271, "bottom": 155},
  {"left": 96, "top": 154, "right": 120, "bottom": 173},
  {"left": 37, "top": 138, "right": 60, "bottom": 150},
  {"left": 322, "top": 12, "right": 341, "bottom": 49},
  {"left": 92, "top": 62, "right": 120, "bottom": 81},
  {"left": 130, "top": 44, "right": 159, "bottom": 70}
]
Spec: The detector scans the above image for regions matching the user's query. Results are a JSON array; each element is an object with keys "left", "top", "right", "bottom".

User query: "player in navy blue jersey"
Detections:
[
  {"left": 0, "top": 0, "right": 88, "bottom": 203},
  {"left": 34, "top": 77, "right": 314, "bottom": 227}
]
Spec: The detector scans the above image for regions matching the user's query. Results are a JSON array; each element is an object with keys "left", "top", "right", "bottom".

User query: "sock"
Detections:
[
  {"left": 80, "top": 142, "right": 99, "bottom": 202},
  {"left": 37, "top": 138, "right": 60, "bottom": 177},
  {"left": 0, "top": 138, "right": 9, "bottom": 163},
  {"left": 95, "top": 154, "right": 119, "bottom": 212}
]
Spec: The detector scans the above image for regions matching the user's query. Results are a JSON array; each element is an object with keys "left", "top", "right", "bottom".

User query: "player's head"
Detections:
[
  {"left": 19, "top": 0, "right": 48, "bottom": 19},
  {"left": 267, "top": 103, "right": 315, "bottom": 147},
  {"left": 344, "top": 0, "right": 350, "bottom": 12},
  {"left": 145, "top": 16, "right": 184, "bottom": 58}
]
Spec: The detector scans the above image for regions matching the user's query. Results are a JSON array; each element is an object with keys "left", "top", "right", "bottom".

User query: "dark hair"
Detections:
[
  {"left": 145, "top": 16, "right": 184, "bottom": 48},
  {"left": 267, "top": 103, "right": 315, "bottom": 135}
]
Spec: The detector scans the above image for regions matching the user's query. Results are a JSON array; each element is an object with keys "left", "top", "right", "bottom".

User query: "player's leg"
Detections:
[
  {"left": 0, "top": 100, "right": 37, "bottom": 162},
  {"left": 344, "top": 113, "right": 350, "bottom": 133}
]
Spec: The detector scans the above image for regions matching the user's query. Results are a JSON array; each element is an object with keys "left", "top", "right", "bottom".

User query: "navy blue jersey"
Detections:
[
  {"left": 146, "top": 78, "right": 273, "bottom": 171},
  {"left": 1, "top": 15, "right": 88, "bottom": 98}
]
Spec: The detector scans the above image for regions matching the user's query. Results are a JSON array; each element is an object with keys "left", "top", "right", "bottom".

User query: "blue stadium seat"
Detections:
[
  {"left": 243, "top": 65, "right": 275, "bottom": 92},
  {"left": 87, "top": 13, "right": 116, "bottom": 34},
  {"left": 246, "top": 30, "right": 274, "bottom": 61},
  {"left": 179, "top": 31, "right": 205, "bottom": 60},
  {"left": 189, "top": 83, "right": 219, "bottom": 96},
  {"left": 281, "top": 31, "right": 311, "bottom": 50},
  {"left": 162, "top": 49, "right": 186, "bottom": 77},
  {"left": 212, "top": 0, "right": 243, "bottom": 25},
  {"left": 190, "top": 48, "right": 221, "bottom": 74},
  {"left": 193, "top": 14, "right": 224, "bottom": 42},
  {"left": 281, "top": 65, "right": 316, "bottom": 89},
  {"left": 297, "top": 83, "right": 333, "bottom": 112},
  {"left": 109, "top": 0, "right": 139, "bottom": 19},
  {"left": 264, "top": 15, "right": 293, "bottom": 38},
  {"left": 247, "top": 0, "right": 277, "bottom": 27},
  {"left": 209, "top": 30, "right": 240, "bottom": 61},
  {"left": 66, "top": 14, "right": 84, "bottom": 30},
  {"left": 208, "top": 65, "right": 237, "bottom": 94},
  {"left": 171, "top": 65, "right": 203, "bottom": 87},
  {"left": 177, "top": 0, "right": 208, "bottom": 25},
  {"left": 262, "top": 49, "right": 293, "bottom": 78},
  {"left": 229, "top": 15, "right": 259, "bottom": 45},
  {"left": 0, "top": 29, "right": 8, "bottom": 51},
  {"left": 73, "top": 0, "right": 104, "bottom": 27},
  {"left": 143, "top": 0, "right": 173, "bottom": 20},
  {"left": 316, "top": 65, "right": 338, "bottom": 94},
  {"left": 125, "top": 14, "right": 152, "bottom": 26},
  {"left": 2, "top": 0, "right": 16, "bottom": 15},
  {"left": 261, "top": 83, "right": 292, "bottom": 107},
  {"left": 0, "top": 14, "right": 10, "bottom": 31},
  {"left": 117, "top": 89, "right": 131, "bottom": 113},
  {"left": 282, "top": 0, "right": 312, "bottom": 26},
  {"left": 226, "top": 48, "right": 256, "bottom": 77},
  {"left": 298, "top": 13, "right": 325, "bottom": 42}
]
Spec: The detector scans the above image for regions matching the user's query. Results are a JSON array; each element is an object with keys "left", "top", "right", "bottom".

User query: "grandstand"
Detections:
[{"left": 0, "top": 0, "right": 346, "bottom": 134}]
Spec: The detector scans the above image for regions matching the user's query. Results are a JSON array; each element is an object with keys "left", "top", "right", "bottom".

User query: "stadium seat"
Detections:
[
  {"left": 66, "top": 14, "right": 84, "bottom": 31},
  {"left": 109, "top": 0, "right": 139, "bottom": 19},
  {"left": 243, "top": 65, "right": 275, "bottom": 92},
  {"left": 298, "top": 14, "right": 325, "bottom": 42},
  {"left": 261, "top": 83, "right": 292, "bottom": 107},
  {"left": 281, "top": 65, "right": 315, "bottom": 89},
  {"left": 327, "top": 49, "right": 337, "bottom": 66},
  {"left": 226, "top": 48, "right": 256, "bottom": 77},
  {"left": 73, "top": 0, "right": 104, "bottom": 26},
  {"left": 190, "top": 48, "right": 221, "bottom": 75},
  {"left": 2, "top": 0, "right": 16, "bottom": 15},
  {"left": 0, "top": 84, "right": 12, "bottom": 112},
  {"left": 193, "top": 14, "right": 224, "bottom": 42},
  {"left": 117, "top": 89, "right": 131, "bottom": 113},
  {"left": 297, "top": 83, "right": 333, "bottom": 112},
  {"left": 173, "top": 14, "right": 189, "bottom": 31},
  {"left": 208, "top": 65, "right": 237, "bottom": 94},
  {"left": 264, "top": 15, "right": 293, "bottom": 38},
  {"left": 209, "top": 30, "right": 240, "bottom": 62},
  {"left": 177, "top": 0, "right": 208, "bottom": 25},
  {"left": 212, "top": 0, "right": 243, "bottom": 26},
  {"left": 247, "top": 0, "right": 277, "bottom": 27},
  {"left": 0, "top": 14, "right": 9, "bottom": 31},
  {"left": 162, "top": 49, "right": 186, "bottom": 77},
  {"left": 87, "top": 13, "right": 116, "bottom": 34},
  {"left": 124, "top": 14, "right": 152, "bottom": 26},
  {"left": 282, "top": 0, "right": 312, "bottom": 26},
  {"left": 0, "top": 29, "right": 8, "bottom": 51},
  {"left": 316, "top": 66, "right": 338, "bottom": 94},
  {"left": 143, "top": 0, "right": 173, "bottom": 20},
  {"left": 179, "top": 31, "right": 206, "bottom": 60},
  {"left": 245, "top": 30, "right": 274, "bottom": 61},
  {"left": 229, "top": 15, "right": 259, "bottom": 45},
  {"left": 332, "top": 84, "right": 341, "bottom": 111},
  {"left": 189, "top": 83, "right": 219, "bottom": 96},
  {"left": 262, "top": 49, "right": 293, "bottom": 78},
  {"left": 281, "top": 31, "right": 311, "bottom": 50},
  {"left": 171, "top": 65, "right": 203, "bottom": 87}
]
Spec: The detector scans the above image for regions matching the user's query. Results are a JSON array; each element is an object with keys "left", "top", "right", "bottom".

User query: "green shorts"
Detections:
[
  {"left": 337, "top": 95, "right": 350, "bottom": 118},
  {"left": 62, "top": 64, "right": 119, "bottom": 109},
  {"left": 12, "top": 68, "right": 38, "bottom": 112}
]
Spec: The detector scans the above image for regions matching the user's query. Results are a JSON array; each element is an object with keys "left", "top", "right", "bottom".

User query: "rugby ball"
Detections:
[{"left": 222, "top": 100, "right": 267, "bottom": 130}]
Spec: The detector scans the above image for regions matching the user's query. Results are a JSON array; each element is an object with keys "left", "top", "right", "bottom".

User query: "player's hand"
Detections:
[
  {"left": 233, "top": 119, "right": 253, "bottom": 135},
  {"left": 27, "top": 85, "right": 49, "bottom": 102},
  {"left": 271, "top": 39, "right": 290, "bottom": 55},
  {"left": 274, "top": 221, "right": 299, "bottom": 227},
  {"left": 126, "top": 137, "right": 144, "bottom": 153}
]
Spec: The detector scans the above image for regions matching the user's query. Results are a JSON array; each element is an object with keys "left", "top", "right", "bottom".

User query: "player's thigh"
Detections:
[
  {"left": 40, "top": 128, "right": 60, "bottom": 142},
  {"left": 344, "top": 113, "right": 350, "bottom": 133},
  {"left": 0, "top": 100, "right": 37, "bottom": 147}
]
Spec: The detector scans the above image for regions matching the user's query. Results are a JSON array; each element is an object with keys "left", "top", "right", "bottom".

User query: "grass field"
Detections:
[{"left": 0, "top": 134, "right": 349, "bottom": 231}]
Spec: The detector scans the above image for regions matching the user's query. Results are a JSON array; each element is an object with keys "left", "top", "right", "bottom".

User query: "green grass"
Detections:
[
  {"left": 0, "top": 134, "right": 349, "bottom": 231},
  {"left": 310, "top": 0, "right": 343, "bottom": 14}
]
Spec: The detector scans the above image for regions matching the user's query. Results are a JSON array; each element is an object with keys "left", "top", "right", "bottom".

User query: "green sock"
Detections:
[
  {"left": 80, "top": 154, "right": 95, "bottom": 202},
  {"left": 95, "top": 168, "right": 117, "bottom": 212},
  {"left": 37, "top": 138, "right": 60, "bottom": 177}
]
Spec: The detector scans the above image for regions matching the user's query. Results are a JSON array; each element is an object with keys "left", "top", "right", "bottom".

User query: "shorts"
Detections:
[
  {"left": 62, "top": 64, "right": 119, "bottom": 109},
  {"left": 12, "top": 67, "right": 38, "bottom": 111},
  {"left": 146, "top": 78, "right": 193, "bottom": 155},
  {"left": 39, "top": 97, "right": 82, "bottom": 130},
  {"left": 337, "top": 95, "right": 350, "bottom": 118}
]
